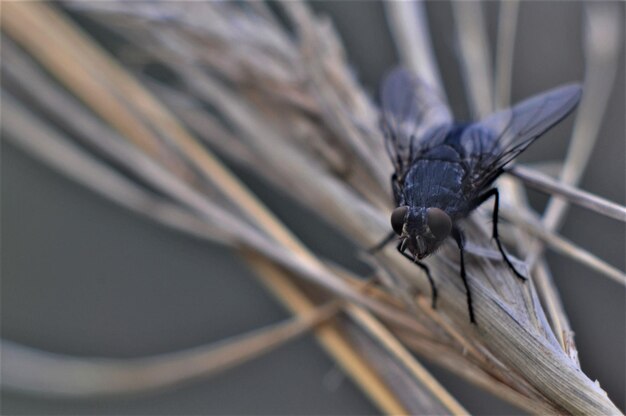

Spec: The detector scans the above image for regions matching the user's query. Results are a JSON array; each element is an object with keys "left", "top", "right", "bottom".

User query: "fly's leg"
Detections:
[
  {"left": 396, "top": 241, "right": 437, "bottom": 308},
  {"left": 369, "top": 174, "right": 404, "bottom": 254},
  {"left": 452, "top": 227, "right": 475, "bottom": 323},
  {"left": 367, "top": 231, "right": 396, "bottom": 254},
  {"left": 476, "top": 188, "right": 527, "bottom": 281}
]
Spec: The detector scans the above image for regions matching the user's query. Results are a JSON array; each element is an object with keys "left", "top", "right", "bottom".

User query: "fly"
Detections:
[{"left": 374, "top": 68, "right": 582, "bottom": 323}]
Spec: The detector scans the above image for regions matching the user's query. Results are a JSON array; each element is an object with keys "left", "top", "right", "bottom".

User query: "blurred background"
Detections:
[{"left": 2, "top": 1, "right": 624, "bottom": 414}]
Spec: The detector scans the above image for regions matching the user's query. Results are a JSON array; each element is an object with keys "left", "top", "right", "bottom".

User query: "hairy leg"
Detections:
[
  {"left": 475, "top": 188, "right": 527, "bottom": 281},
  {"left": 396, "top": 241, "right": 438, "bottom": 308},
  {"left": 367, "top": 231, "right": 396, "bottom": 254},
  {"left": 452, "top": 227, "right": 475, "bottom": 323}
]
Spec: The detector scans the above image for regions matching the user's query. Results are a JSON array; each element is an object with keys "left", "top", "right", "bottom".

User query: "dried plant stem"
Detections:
[
  {"left": 452, "top": 0, "right": 494, "bottom": 118},
  {"left": 455, "top": 0, "right": 578, "bottom": 355},
  {"left": 2, "top": 95, "right": 231, "bottom": 247},
  {"left": 450, "top": 0, "right": 563, "bottom": 343},
  {"left": 450, "top": 4, "right": 570, "bottom": 344},
  {"left": 3, "top": 80, "right": 427, "bottom": 337},
  {"left": 333, "top": 261, "right": 570, "bottom": 416},
  {"left": 494, "top": 0, "right": 519, "bottom": 110},
  {"left": 3, "top": 78, "right": 416, "bottom": 416},
  {"left": 4, "top": 96, "right": 460, "bottom": 413},
  {"left": 510, "top": 165, "right": 626, "bottom": 223},
  {"left": 499, "top": 205, "right": 626, "bottom": 286},
  {"left": 525, "top": 2, "right": 623, "bottom": 268},
  {"left": 516, "top": 3, "right": 621, "bottom": 355},
  {"left": 397, "top": 332, "right": 561, "bottom": 415},
  {"left": 525, "top": 161, "right": 566, "bottom": 178},
  {"left": 6, "top": 87, "right": 462, "bottom": 412},
  {"left": 384, "top": 0, "right": 446, "bottom": 96},
  {"left": 329, "top": 264, "right": 561, "bottom": 415},
  {"left": 2, "top": 4, "right": 448, "bottom": 413},
  {"left": 449, "top": 0, "right": 589, "bottom": 382},
  {"left": 1, "top": 303, "right": 340, "bottom": 397},
  {"left": 506, "top": 178, "right": 577, "bottom": 360},
  {"left": 345, "top": 305, "right": 469, "bottom": 416},
  {"left": 282, "top": 2, "right": 390, "bottom": 208},
  {"left": 3, "top": 1, "right": 623, "bottom": 414},
  {"left": 244, "top": 256, "right": 408, "bottom": 415}
]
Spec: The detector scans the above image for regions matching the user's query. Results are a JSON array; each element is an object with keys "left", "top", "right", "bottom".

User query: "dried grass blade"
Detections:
[
  {"left": 384, "top": 0, "right": 447, "bottom": 98},
  {"left": 494, "top": 0, "right": 519, "bottom": 110},
  {"left": 1, "top": 6, "right": 192, "bottom": 182},
  {"left": 510, "top": 165, "right": 626, "bottom": 222},
  {"left": 3, "top": 87, "right": 418, "bottom": 413},
  {"left": 2, "top": 4, "right": 413, "bottom": 412},
  {"left": 346, "top": 305, "right": 469, "bottom": 415},
  {"left": 1, "top": 303, "right": 340, "bottom": 397},
  {"left": 452, "top": 0, "right": 494, "bottom": 118},
  {"left": 4, "top": 1, "right": 624, "bottom": 414},
  {"left": 506, "top": 2, "right": 622, "bottom": 353},
  {"left": 433, "top": 2, "right": 621, "bottom": 411},
  {"left": 4, "top": 77, "right": 425, "bottom": 342},
  {"left": 527, "top": 2, "right": 623, "bottom": 265},
  {"left": 448, "top": 0, "right": 568, "bottom": 349},
  {"left": 1, "top": 94, "right": 231, "bottom": 246},
  {"left": 397, "top": 332, "right": 561, "bottom": 415},
  {"left": 245, "top": 255, "right": 409, "bottom": 415},
  {"left": 499, "top": 205, "right": 626, "bottom": 286},
  {"left": 280, "top": 2, "right": 391, "bottom": 205}
]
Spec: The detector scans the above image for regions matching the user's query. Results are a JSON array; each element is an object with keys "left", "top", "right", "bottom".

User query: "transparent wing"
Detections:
[
  {"left": 461, "top": 83, "right": 582, "bottom": 189},
  {"left": 380, "top": 67, "right": 452, "bottom": 178}
]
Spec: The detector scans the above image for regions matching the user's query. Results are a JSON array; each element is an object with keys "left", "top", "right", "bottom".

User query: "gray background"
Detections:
[{"left": 2, "top": 1, "right": 624, "bottom": 414}]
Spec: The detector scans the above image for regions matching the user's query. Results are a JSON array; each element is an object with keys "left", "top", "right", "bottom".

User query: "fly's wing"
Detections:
[
  {"left": 380, "top": 67, "right": 452, "bottom": 181},
  {"left": 461, "top": 83, "right": 582, "bottom": 191}
]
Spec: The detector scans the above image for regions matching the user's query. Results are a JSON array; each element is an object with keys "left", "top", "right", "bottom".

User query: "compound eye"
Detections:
[
  {"left": 391, "top": 206, "right": 409, "bottom": 235},
  {"left": 426, "top": 207, "right": 452, "bottom": 240}
]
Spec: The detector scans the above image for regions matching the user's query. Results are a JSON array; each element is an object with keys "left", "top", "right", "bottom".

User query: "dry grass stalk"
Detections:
[
  {"left": 540, "top": 2, "right": 622, "bottom": 229},
  {"left": 2, "top": 89, "right": 440, "bottom": 413},
  {"left": 450, "top": 2, "right": 621, "bottom": 361},
  {"left": 2, "top": 1, "right": 623, "bottom": 414},
  {"left": 518, "top": 3, "right": 620, "bottom": 358},
  {"left": 498, "top": 204, "right": 626, "bottom": 286},
  {"left": 494, "top": 0, "right": 520, "bottom": 110},
  {"left": 384, "top": 1, "right": 445, "bottom": 95},
  {"left": 448, "top": 0, "right": 581, "bottom": 362},
  {"left": 451, "top": 1, "right": 494, "bottom": 118},
  {"left": 511, "top": 165, "right": 626, "bottom": 223},
  {"left": 1, "top": 302, "right": 340, "bottom": 397},
  {"left": 449, "top": 1, "right": 618, "bottom": 367},
  {"left": 2, "top": 3, "right": 460, "bottom": 414}
]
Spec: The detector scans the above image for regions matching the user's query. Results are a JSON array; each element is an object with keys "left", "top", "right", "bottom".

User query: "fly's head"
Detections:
[{"left": 391, "top": 206, "right": 452, "bottom": 260}]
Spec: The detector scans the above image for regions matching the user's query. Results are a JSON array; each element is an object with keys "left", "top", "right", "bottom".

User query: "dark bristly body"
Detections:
[{"left": 377, "top": 68, "right": 582, "bottom": 323}]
